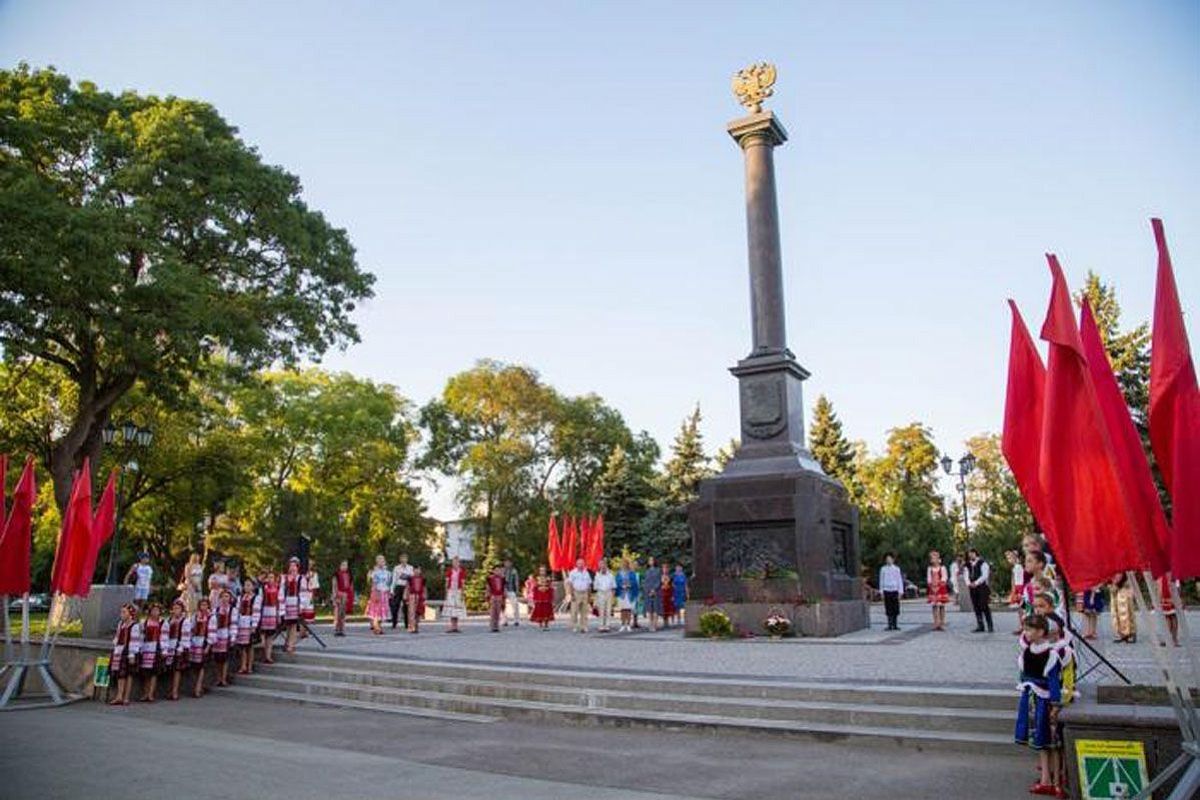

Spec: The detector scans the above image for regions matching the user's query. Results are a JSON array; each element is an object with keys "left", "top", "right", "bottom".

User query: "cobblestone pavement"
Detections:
[{"left": 303, "top": 601, "right": 1189, "bottom": 687}]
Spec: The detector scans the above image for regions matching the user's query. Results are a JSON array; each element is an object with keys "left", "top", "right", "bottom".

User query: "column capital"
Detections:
[{"left": 727, "top": 111, "right": 788, "bottom": 149}]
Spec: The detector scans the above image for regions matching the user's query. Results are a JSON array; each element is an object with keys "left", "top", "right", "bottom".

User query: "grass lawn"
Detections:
[{"left": 2, "top": 611, "right": 81, "bottom": 639}]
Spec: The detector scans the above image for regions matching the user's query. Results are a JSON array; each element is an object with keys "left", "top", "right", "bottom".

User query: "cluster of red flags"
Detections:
[
  {"left": 48, "top": 459, "right": 118, "bottom": 597},
  {"left": 1003, "top": 219, "right": 1198, "bottom": 587},
  {"left": 0, "top": 456, "right": 38, "bottom": 595},
  {"left": 547, "top": 513, "right": 605, "bottom": 571}
]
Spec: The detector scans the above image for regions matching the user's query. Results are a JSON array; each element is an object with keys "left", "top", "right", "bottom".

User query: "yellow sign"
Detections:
[{"left": 1076, "top": 739, "right": 1149, "bottom": 800}]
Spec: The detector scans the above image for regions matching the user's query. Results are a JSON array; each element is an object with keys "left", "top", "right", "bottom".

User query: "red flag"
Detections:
[
  {"left": 590, "top": 514, "right": 606, "bottom": 570},
  {"left": 1001, "top": 300, "right": 1057, "bottom": 552},
  {"left": 1080, "top": 300, "right": 1170, "bottom": 576},
  {"left": 1149, "top": 218, "right": 1200, "bottom": 579},
  {"left": 1038, "top": 255, "right": 1145, "bottom": 587},
  {"left": 563, "top": 515, "right": 578, "bottom": 568},
  {"left": 547, "top": 515, "right": 562, "bottom": 571},
  {"left": 73, "top": 469, "right": 117, "bottom": 596},
  {"left": 49, "top": 459, "right": 93, "bottom": 596},
  {"left": 580, "top": 516, "right": 593, "bottom": 569},
  {"left": 0, "top": 457, "right": 36, "bottom": 595}
]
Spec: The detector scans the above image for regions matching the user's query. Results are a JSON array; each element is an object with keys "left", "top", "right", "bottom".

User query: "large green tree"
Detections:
[
  {"left": 808, "top": 394, "right": 857, "bottom": 494},
  {"left": 0, "top": 65, "right": 374, "bottom": 510}
]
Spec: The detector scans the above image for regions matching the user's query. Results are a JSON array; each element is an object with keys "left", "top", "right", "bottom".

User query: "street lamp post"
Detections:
[
  {"left": 941, "top": 452, "right": 977, "bottom": 540},
  {"left": 101, "top": 420, "right": 154, "bottom": 585}
]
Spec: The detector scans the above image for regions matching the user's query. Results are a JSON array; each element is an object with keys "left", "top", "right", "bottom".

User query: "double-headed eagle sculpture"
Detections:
[{"left": 732, "top": 62, "right": 777, "bottom": 114}]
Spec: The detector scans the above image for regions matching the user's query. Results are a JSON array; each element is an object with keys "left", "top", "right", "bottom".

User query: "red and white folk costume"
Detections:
[
  {"left": 300, "top": 571, "right": 318, "bottom": 622},
  {"left": 163, "top": 613, "right": 192, "bottom": 672},
  {"left": 138, "top": 616, "right": 167, "bottom": 674},
  {"left": 926, "top": 564, "right": 950, "bottom": 606},
  {"left": 280, "top": 572, "right": 308, "bottom": 625},
  {"left": 110, "top": 617, "right": 141, "bottom": 679},
  {"left": 235, "top": 592, "right": 261, "bottom": 647},
  {"left": 259, "top": 581, "right": 281, "bottom": 634},
  {"left": 189, "top": 610, "right": 214, "bottom": 667},
  {"left": 210, "top": 602, "right": 238, "bottom": 663}
]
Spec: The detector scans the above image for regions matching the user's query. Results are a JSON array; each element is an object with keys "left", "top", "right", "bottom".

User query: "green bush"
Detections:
[{"left": 698, "top": 608, "right": 733, "bottom": 638}]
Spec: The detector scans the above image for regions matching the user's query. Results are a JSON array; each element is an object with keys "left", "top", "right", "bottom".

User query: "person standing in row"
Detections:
[
  {"left": 332, "top": 560, "right": 355, "bottom": 637},
  {"left": 189, "top": 598, "right": 213, "bottom": 698},
  {"left": 967, "top": 548, "right": 994, "bottom": 633},
  {"left": 366, "top": 555, "right": 392, "bottom": 635},
  {"left": 259, "top": 568, "right": 280, "bottom": 664},
  {"left": 280, "top": 557, "right": 308, "bottom": 652},
  {"left": 642, "top": 557, "right": 663, "bottom": 632},
  {"left": 614, "top": 559, "right": 639, "bottom": 632},
  {"left": 444, "top": 557, "right": 468, "bottom": 633},
  {"left": 207, "top": 559, "right": 229, "bottom": 609},
  {"left": 235, "top": 578, "right": 261, "bottom": 675},
  {"left": 137, "top": 602, "right": 166, "bottom": 702},
  {"left": 300, "top": 562, "right": 319, "bottom": 636},
  {"left": 390, "top": 553, "right": 414, "bottom": 630},
  {"left": 671, "top": 565, "right": 688, "bottom": 625},
  {"left": 530, "top": 566, "right": 555, "bottom": 630},
  {"left": 163, "top": 599, "right": 191, "bottom": 701},
  {"left": 926, "top": 550, "right": 949, "bottom": 631},
  {"left": 179, "top": 553, "right": 204, "bottom": 613},
  {"left": 405, "top": 566, "right": 427, "bottom": 633},
  {"left": 567, "top": 558, "right": 592, "bottom": 634},
  {"left": 124, "top": 552, "right": 154, "bottom": 610},
  {"left": 210, "top": 589, "right": 237, "bottom": 687},
  {"left": 502, "top": 558, "right": 521, "bottom": 626},
  {"left": 487, "top": 565, "right": 506, "bottom": 632},
  {"left": 878, "top": 553, "right": 904, "bottom": 631},
  {"left": 109, "top": 603, "right": 141, "bottom": 705},
  {"left": 593, "top": 561, "right": 615, "bottom": 632}
]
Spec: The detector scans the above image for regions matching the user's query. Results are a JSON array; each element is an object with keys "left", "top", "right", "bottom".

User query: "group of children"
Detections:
[
  {"left": 107, "top": 556, "right": 315, "bottom": 704},
  {"left": 532, "top": 557, "right": 689, "bottom": 633}
]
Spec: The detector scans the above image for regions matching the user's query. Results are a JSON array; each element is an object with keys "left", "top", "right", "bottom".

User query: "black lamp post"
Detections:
[
  {"left": 941, "top": 452, "right": 977, "bottom": 540},
  {"left": 102, "top": 419, "right": 154, "bottom": 584}
]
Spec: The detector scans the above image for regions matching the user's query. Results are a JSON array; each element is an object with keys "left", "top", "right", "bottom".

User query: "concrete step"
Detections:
[
  {"left": 218, "top": 683, "right": 500, "bottom": 724},
  {"left": 227, "top": 673, "right": 1015, "bottom": 752},
  {"left": 262, "top": 661, "right": 1011, "bottom": 734},
  {"left": 233, "top": 672, "right": 1015, "bottom": 749},
  {"left": 276, "top": 651, "right": 1015, "bottom": 711}
]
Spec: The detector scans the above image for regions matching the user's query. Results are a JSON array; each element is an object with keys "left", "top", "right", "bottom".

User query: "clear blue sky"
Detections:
[{"left": 3, "top": 1, "right": 1197, "bottom": 519}]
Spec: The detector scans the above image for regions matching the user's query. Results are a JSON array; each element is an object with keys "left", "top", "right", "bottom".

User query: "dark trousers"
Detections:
[
  {"left": 883, "top": 591, "right": 900, "bottom": 629},
  {"left": 389, "top": 589, "right": 407, "bottom": 628},
  {"left": 969, "top": 584, "right": 994, "bottom": 631}
]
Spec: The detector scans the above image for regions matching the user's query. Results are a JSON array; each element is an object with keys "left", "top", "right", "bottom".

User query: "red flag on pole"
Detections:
[
  {"left": 547, "top": 515, "right": 562, "bottom": 571},
  {"left": 1038, "top": 255, "right": 1146, "bottom": 588},
  {"left": 590, "top": 514, "right": 605, "bottom": 570},
  {"left": 72, "top": 469, "right": 117, "bottom": 596},
  {"left": 0, "top": 457, "right": 37, "bottom": 595},
  {"left": 50, "top": 459, "right": 93, "bottom": 597},
  {"left": 1149, "top": 219, "right": 1200, "bottom": 579},
  {"left": 563, "top": 515, "right": 578, "bottom": 568},
  {"left": 1080, "top": 300, "right": 1170, "bottom": 576},
  {"left": 1001, "top": 300, "right": 1057, "bottom": 552},
  {"left": 580, "top": 516, "right": 593, "bottom": 569}
]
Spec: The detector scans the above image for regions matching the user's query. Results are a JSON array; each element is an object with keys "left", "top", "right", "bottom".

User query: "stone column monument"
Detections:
[{"left": 686, "top": 64, "right": 867, "bottom": 637}]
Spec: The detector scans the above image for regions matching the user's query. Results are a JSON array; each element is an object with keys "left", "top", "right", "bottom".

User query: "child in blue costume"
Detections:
[
  {"left": 1015, "top": 614, "right": 1067, "bottom": 797},
  {"left": 614, "top": 559, "right": 640, "bottom": 632},
  {"left": 671, "top": 565, "right": 688, "bottom": 624}
]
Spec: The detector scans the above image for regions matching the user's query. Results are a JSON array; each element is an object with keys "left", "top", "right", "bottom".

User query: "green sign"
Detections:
[
  {"left": 1076, "top": 739, "right": 1149, "bottom": 800},
  {"left": 92, "top": 656, "right": 111, "bottom": 688}
]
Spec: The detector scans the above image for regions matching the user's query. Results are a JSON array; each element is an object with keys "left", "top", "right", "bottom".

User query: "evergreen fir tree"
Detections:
[
  {"left": 661, "top": 405, "right": 712, "bottom": 507},
  {"left": 809, "top": 394, "right": 856, "bottom": 490},
  {"left": 464, "top": 534, "right": 502, "bottom": 612}
]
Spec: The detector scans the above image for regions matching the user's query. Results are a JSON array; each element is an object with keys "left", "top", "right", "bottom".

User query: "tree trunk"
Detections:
[{"left": 47, "top": 373, "right": 136, "bottom": 511}]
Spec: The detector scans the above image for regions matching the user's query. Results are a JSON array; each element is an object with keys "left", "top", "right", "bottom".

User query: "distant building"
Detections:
[{"left": 432, "top": 518, "right": 479, "bottom": 564}]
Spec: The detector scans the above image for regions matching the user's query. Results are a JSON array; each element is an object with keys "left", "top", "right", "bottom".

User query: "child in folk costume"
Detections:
[
  {"left": 299, "top": 563, "right": 319, "bottom": 638},
  {"left": 210, "top": 589, "right": 238, "bottom": 687},
  {"left": 235, "top": 579, "right": 261, "bottom": 675},
  {"left": 1005, "top": 550, "right": 1025, "bottom": 634},
  {"left": 189, "top": 598, "right": 214, "bottom": 698},
  {"left": 926, "top": 550, "right": 950, "bottom": 631},
  {"left": 137, "top": 602, "right": 168, "bottom": 702},
  {"left": 444, "top": 556, "right": 468, "bottom": 633},
  {"left": 366, "top": 554, "right": 392, "bottom": 635},
  {"left": 614, "top": 559, "right": 639, "bottom": 632},
  {"left": 405, "top": 566, "right": 427, "bottom": 633},
  {"left": 280, "top": 557, "right": 307, "bottom": 652},
  {"left": 259, "top": 568, "right": 280, "bottom": 663},
  {"left": 1015, "top": 614, "right": 1068, "bottom": 798},
  {"left": 109, "top": 603, "right": 141, "bottom": 705},
  {"left": 1159, "top": 573, "right": 1180, "bottom": 647},
  {"left": 163, "top": 599, "right": 191, "bottom": 701},
  {"left": 332, "top": 560, "right": 354, "bottom": 637},
  {"left": 1110, "top": 573, "right": 1136, "bottom": 644},
  {"left": 530, "top": 566, "right": 555, "bottom": 630},
  {"left": 660, "top": 566, "right": 675, "bottom": 628}
]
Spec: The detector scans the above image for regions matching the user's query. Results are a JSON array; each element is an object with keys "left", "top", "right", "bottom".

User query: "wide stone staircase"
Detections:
[{"left": 222, "top": 650, "right": 1016, "bottom": 751}]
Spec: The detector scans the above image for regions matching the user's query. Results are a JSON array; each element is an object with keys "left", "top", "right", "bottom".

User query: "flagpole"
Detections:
[
  {"left": 19, "top": 592, "right": 29, "bottom": 646},
  {"left": 2, "top": 593, "right": 10, "bottom": 664}
]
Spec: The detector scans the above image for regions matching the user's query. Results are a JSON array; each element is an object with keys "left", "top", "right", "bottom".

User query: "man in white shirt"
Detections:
[
  {"left": 566, "top": 558, "right": 593, "bottom": 634},
  {"left": 878, "top": 553, "right": 904, "bottom": 630},
  {"left": 966, "top": 548, "right": 994, "bottom": 633},
  {"left": 124, "top": 552, "right": 154, "bottom": 610},
  {"left": 390, "top": 553, "right": 414, "bottom": 630},
  {"left": 592, "top": 561, "right": 616, "bottom": 632}
]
